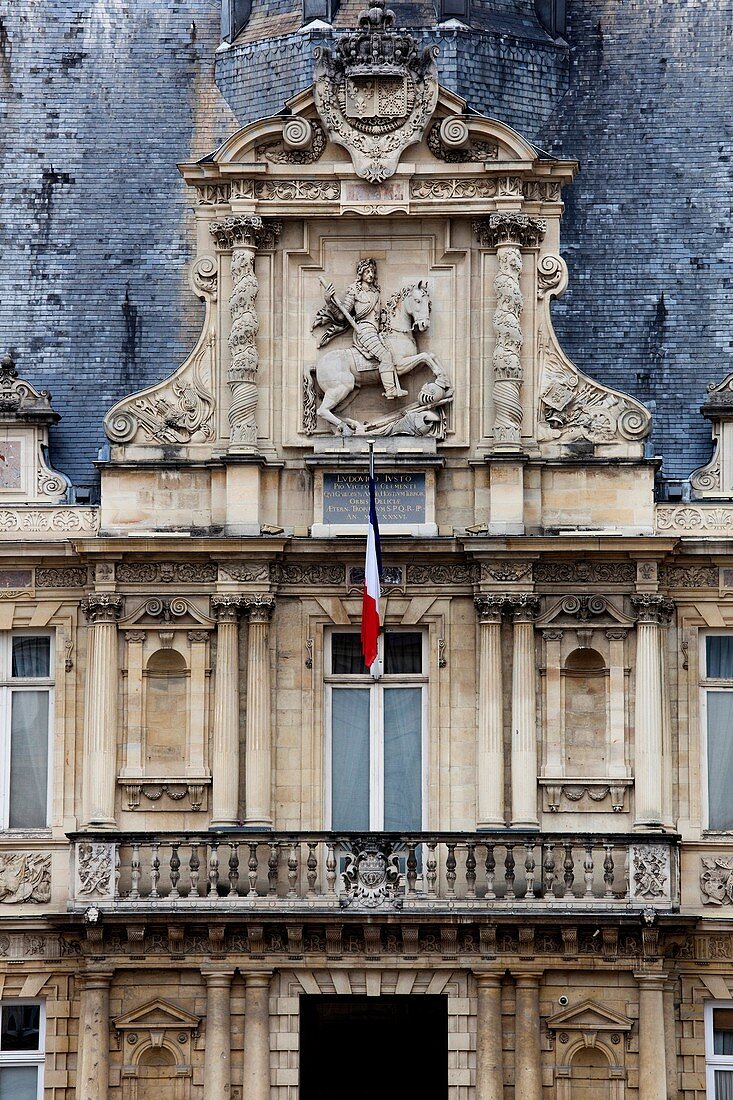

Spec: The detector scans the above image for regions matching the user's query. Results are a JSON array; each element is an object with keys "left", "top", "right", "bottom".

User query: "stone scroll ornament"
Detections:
[
  {"left": 210, "top": 216, "right": 281, "bottom": 453},
  {"left": 312, "top": 0, "right": 439, "bottom": 183},
  {"left": 104, "top": 258, "right": 218, "bottom": 447},
  {"left": 534, "top": 254, "right": 652, "bottom": 448}
]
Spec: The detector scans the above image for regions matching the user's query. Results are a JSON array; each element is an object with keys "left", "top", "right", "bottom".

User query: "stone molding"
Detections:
[
  {"left": 656, "top": 503, "right": 733, "bottom": 533},
  {"left": 81, "top": 593, "right": 124, "bottom": 624}
]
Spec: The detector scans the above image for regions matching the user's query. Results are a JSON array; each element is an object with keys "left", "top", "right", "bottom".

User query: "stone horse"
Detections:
[{"left": 306, "top": 282, "right": 451, "bottom": 434}]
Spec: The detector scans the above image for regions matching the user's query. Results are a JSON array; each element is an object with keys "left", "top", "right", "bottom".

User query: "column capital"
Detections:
[
  {"left": 474, "top": 594, "right": 507, "bottom": 623},
  {"left": 473, "top": 970, "right": 505, "bottom": 988},
  {"left": 80, "top": 969, "right": 115, "bottom": 990},
  {"left": 243, "top": 594, "right": 276, "bottom": 623},
  {"left": 511, "top": 970, "right": 544, "bottom": 986},
  {"left": 241, "top": 969, "right": 274, "bottom": 988},
  {"left": 209, "top": 215, "right": 281, "bottom": 251},
  {"left": 634, "top": 970, "right": 668, "bottom": 990},
  {"left": 81, "top": 593, "right": 123, "bottom": 624},
  {"left": 473, "top": 212, "right": 546, "bottom": 249},
  {"left": 631, "top": 594, "right": 675, "bottom": 624},
  {"left": 202, "top": 969, "right": 235, "bottom": 987},
  {"left": 211, "top": 594, "right": 245, "bottom": 623},
  {"left": 507, "top": 594, "right": 541, "bottom": 622},
  {"left": 124, "top": 630, "right": 146, "bottom": 644}
]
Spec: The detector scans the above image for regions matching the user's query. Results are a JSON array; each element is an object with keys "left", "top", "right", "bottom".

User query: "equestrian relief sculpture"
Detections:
[{"left": 306, "top": 257, "right": 453, "bottom": 437}]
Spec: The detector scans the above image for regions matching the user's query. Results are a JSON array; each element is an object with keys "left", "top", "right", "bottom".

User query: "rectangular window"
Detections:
[
  {"left": 0, "top": 1002, "right": 44, "bottom": 1100},
  {"left": 0, "top": 635, "right": 53, "bottom": 830},
  {"left": 326, "top": 630, "right": 427, "bottom": 831},
  {"left": 706, "top": 1002, "right": 733, "bottom": 1099}
]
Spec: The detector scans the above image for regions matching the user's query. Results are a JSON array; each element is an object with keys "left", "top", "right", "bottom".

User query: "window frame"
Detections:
[
  {"left": 0, "top": 999, "right": 46, "bottom": 1100},
  {"left": 705, "top": 1000, "right": 733, "bottom": 1099},
  {"left": 324, "top": 628, "right": 429, "bottom": 832},
  {"left": 0, "top": 632, "right": 54, "bottom": 832}
]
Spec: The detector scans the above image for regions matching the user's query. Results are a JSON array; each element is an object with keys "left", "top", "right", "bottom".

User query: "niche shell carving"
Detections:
[{"left": 313, "top": 0, "right": 439, "bottom": 182}]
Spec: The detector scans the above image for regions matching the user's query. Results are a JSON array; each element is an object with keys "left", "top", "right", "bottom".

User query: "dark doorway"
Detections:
[{"left": 300, "top": 994, "right": 449, "bottom": 1100}]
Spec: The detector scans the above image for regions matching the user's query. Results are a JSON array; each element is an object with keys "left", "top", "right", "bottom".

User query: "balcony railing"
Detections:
[{"left": 69, "top": 832, "right": 679, "bottom": 913}]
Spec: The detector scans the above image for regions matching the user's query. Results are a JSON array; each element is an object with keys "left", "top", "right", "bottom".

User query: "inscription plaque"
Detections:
[{"left": 323, "top": 472, "right": 426, "bottom": 524}]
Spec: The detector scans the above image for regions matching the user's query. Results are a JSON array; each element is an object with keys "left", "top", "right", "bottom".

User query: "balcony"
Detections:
[{"left": 69, "top": 832, "right": 679, "bottom": 914}]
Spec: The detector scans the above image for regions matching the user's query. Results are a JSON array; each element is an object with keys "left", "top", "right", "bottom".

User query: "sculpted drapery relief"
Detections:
[{"left": 305, "top": 257, "right": 453, "bottom": 437}]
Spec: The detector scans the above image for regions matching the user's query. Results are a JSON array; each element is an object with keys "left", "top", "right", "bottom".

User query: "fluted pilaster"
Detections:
[
  {"left": 211, "top": 596, "right": 245, "bottom": 827},
  {"left": 475, "top": 596, "right": 506, "bottom": 828},
  {"left": 244, "top": 596, "right": 275, "bottom": 828},
  {"left": 509, "top": 595, "right": 540, "bottom": 828},
  {"left": 631, "top": 596, "right": 673, "bottom": 828},
  {"left": 81, "top": 595, "right": 123, "bottom": 828}
]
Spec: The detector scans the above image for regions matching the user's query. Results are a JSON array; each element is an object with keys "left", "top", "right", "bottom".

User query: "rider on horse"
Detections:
[{"left": 318, "top": 258, "right": 408, "bottom": 400}]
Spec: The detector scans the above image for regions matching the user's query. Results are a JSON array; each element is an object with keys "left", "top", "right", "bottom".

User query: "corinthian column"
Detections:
[
  {"left": 209, "top": 216, "right": 281, "bottom": 455},
  {"left": 81, "top": 595, "right": 123, "bottom": 828},
  {"left": 635, "top": 972, "right": 668, "bottom": 1100},
  {"left": 513, "top": 972, "right": 543, "bottom": 1100},
  {"left": 211, "top": 596, "right": 245, "bottom": 827},
  {"left": 631, "top": 596, "right": 674, "bottom": 829},
  {"left": 474, "top": 971, "right": 504, "bottom": 1100},
  {"left": 242, "top": 971, "right": 272, "bottom": 1100},
  {"left": 243, "top": 596, "right": 275, "bottom": 828},
  {"left": 475, "top": 596, "right": 506, "bottom": 828},
  {"left": 474, "top": 213, "right": 546, "bottom": 454},
  {"left": 76, "top": 971, "right": 113, "bottom": 1100},
  {"left": 508, "top": 595, "right": 540, "bottom": 829},
  {"left": 203, "top": 970, "right": 233, "bottom": 1099}
]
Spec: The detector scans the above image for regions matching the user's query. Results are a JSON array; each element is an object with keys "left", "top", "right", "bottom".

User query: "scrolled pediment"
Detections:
[
  {"left": 546, "top": 998, "right": 633, "bottom": 1033},
  {"left": 537, "top": 594, "right": 635, "bottom": 629}
]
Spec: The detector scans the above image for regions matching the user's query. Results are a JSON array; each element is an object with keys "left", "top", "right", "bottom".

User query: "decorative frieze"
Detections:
[
  {"left": 0, "top": 852, "right": 51, "bottom": 903},
  {"left": 218, "top": 563, "right": 270, "bottom": 583},
  {"left": 0, "top": 506, "right": 99, "bottom": 535},
  {"left": 36, "top": 566, "right": 88, "bottom": 587},
  {"left": 534, "top": 560, "right": 635, "bottom": 585},
  {"left": 481, "top": 560, "right": 533, "bottom": 583},
  {"left": 406, "top": 562, "right": 479, "bottom": 585},
  {"left": 656, "top": 504, "right": 733, "bottom": 533},
  {"left": 659, "top": 564, "right": 717, "bottom": 588},
  {"left": 411, "top": 176, "right": 520, "bottom": 200},
  {"left": 116, "top": 562, "right": 217, "bottom": 584},
  {"left": 271, "top": 562, "right": 345, "bottom": 586}
]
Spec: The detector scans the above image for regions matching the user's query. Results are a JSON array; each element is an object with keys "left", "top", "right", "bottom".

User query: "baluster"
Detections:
[
  {"left": 584, "top": 844, "right": 594, "bottom": 897},
  {"left": 168, "top": 843, "right": 180, "bottom": 899},
  {"left": 150, "top": 842, "right": 160, "bottom": 899},
  {"left": 326, "top": 843, "right": 337, "bottom": 895},
  {"left": 543, "top": 842, "right": 556, "bottom": 899},
  {"left": 504, "top": 844, "right": 516, "bottom": 900},
  {"left": 426, "top": 842, "right": 437, "bottom": 898},
  {"left": 114, "top": 845, "right": 121, "bottom": 898},
  {"left": 208, "top": 841, "right": 220, "bottom": 897},
  {"left": 525, "top": 842, "right": 536, "bottom": 900},
  {"left": 287, "top": 841, "right": 298, "bottom": 899},
  {"left": 130, "top": 842, "right": 141, "bottom": 900},
  {"left": 247, "top": 842, "right": 258, "bottom": 897},
  {"left": 563, "top": 842, "right": 575, "bottom": 898},
  {"left": 624, "top": 844, "right": 631, "bottom": 899},
  {"left": 446, "top": 843, "right": 457, "bottom": 898},
  {"left": 465, "top": 843, "right": 477, "bottom": 899},
  {"left": 228, "top": 842, "right": 240, "bottom": 897},
  {"left": 603, "top": 844, "right": 615, "bottom": 899},
  {"left": 189, "top": 843, "right": 200, "bottom": 898},
  {"left": 268, "top": 842, "right": 279, "bottom": 895},
  {"left": 406, "top": 843, "right": 418, "bottom": 897},
  {"left": 484, "top": 843, "right": 496, "bottom": 900},
  {"left": 306, "top": 841, "right": 318, "bottom": 897}
]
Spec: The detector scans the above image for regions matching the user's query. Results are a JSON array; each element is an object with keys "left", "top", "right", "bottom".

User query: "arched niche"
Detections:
[
  {"left": 115, "top": 997, "right": 199, "bottom": 1100},
  {"left": 562, "top": 647, "right": 609, "bottom": 776},
  {"left": 143, "top": 648, "right": 189, "bottom": 777},
  {"left": 568, "top": 1044, "right": 612, "bottom": 1100}
]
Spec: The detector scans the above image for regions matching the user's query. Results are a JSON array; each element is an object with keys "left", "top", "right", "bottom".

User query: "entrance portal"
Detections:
[{"left": 300, "top": 994, "right": 449, "bottom": 1100}]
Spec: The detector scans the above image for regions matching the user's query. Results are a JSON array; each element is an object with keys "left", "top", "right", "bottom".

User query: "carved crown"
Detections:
[{"left": 333, "top": 1, "right": 422, "bottom": 75}]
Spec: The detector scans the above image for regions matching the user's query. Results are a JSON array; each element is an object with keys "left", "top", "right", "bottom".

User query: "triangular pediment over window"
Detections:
[
  {"left": 113, "top": 998, "right": 200, "bottom": 1031},
  {"left": 546, "top": 999, "right": 633, "bottom": 1032}
]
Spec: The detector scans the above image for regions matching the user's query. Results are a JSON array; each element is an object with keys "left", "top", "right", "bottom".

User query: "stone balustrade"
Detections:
[{"left": 69, "top": 831, "right": 679, "bottom": 912}]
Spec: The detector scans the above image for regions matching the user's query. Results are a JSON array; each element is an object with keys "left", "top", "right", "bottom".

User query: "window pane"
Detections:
[
  {"left": 331, "top": 688, "right": 370, "bottom": 830},
  {"left": 384, "top": 687, "right": 422, "bottom": 830},
  {"left": 331, "top": 634, "right": 366, "bottom": 675},
  {"left": 0, "top": 1067, "right": 38, "bottom": 1100},
  {"left": 708, "top": 692, "right": 733, "bottom": 830},
  {"left": 708, "top": 637, "right": 733, "bottom": 678},
  {"left": 1, "top": 1005, "right": 40, "bottom": 1051},
  {"left": 384, "top": 632, "right": 422, "bottom": 675},
  {"left": 715, "top": 1069, "right": 733, "bottom": 1100},
  {"left": 8, "top": 692, "right": 49, "bottom": 829},
  {"left": 12, "top": 638, "right": 50, "bottom": 679},
  {"left": 715, "top": 1008, "right": 733, "bottom": 1054}
]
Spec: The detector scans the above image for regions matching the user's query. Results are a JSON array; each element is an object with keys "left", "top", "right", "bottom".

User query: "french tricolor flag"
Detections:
[{"left": 361, "top": 447, "right": 382, "bottom": 670}]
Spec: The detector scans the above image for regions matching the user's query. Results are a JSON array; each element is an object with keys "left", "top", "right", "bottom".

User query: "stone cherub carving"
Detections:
[{"left": 306, "top": 257, "right": 452, "bottom": 436}]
